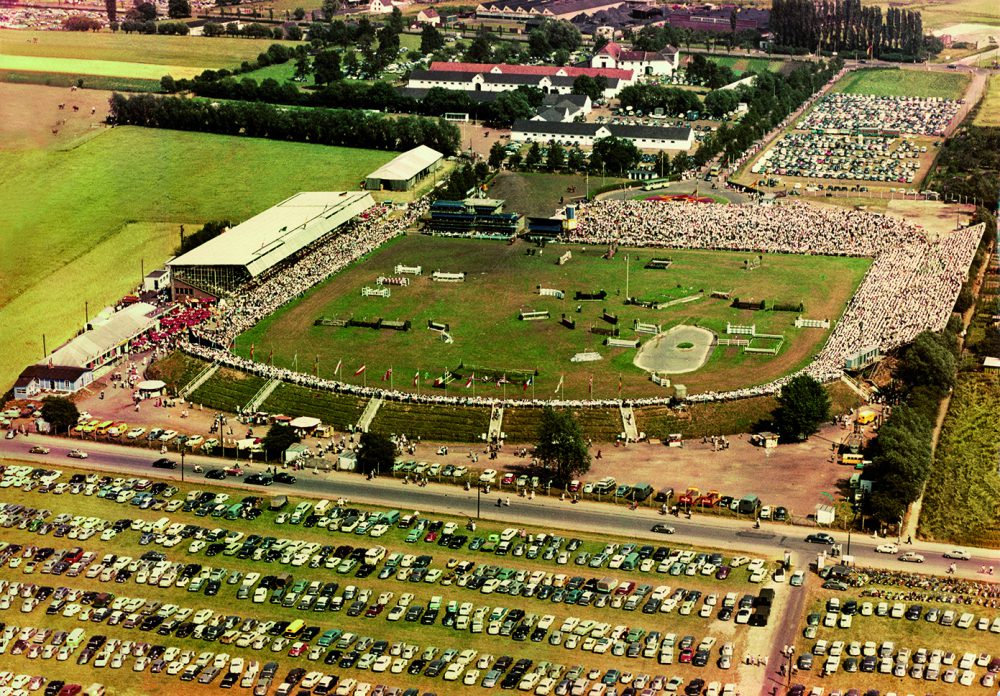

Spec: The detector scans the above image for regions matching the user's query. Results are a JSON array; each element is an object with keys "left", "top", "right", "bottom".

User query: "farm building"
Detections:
[
  {"left": 512, "top": 120, "right": 694, "bottom": 151},
  {"left": 407, "top": 61, "right": 633, "bottom": 98},
  {"left": 168, "top": 191, "right": 375, "bottom": 300},
  {"left": 475, "top": 0, "right": 625, "bottom": 21},
  {"left": 590, "top": 42, "right": 679, "bottom": 76},
  {"left": 364, "top": 146, "right": 444, "bottom": 192}
]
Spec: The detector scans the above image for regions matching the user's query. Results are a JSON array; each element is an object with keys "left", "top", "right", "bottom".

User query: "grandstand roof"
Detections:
[
  {"left": 168, "top": 191, "right": 375, "bottom": 278},
  {"left": 46, "top": 303, "right": 159, "bottom": 368},
  {"left": 365, "top": 146, "right": 443, "bottom": 183}
]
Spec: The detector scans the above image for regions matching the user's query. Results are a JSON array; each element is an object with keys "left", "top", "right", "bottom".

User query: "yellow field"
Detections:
[{"left": 973, "top": 75, "right": 1000, "bottom": 126}]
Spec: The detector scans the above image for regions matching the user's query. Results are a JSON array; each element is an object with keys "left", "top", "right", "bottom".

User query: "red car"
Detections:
[
  {"left": 364, "top": 604, "right": 384, "bottom": 618},
  {"left": 287, "top": 642, "right": 309, "bottom": 657},
  {"left": 679, "top": 648, "right": 694, "bottom": 664},
  {"left": 424, "top": 532, "right": 438, "bottom": 543},
  {"left": 501, "top": 473, "right": 516, "bottom": 485}
]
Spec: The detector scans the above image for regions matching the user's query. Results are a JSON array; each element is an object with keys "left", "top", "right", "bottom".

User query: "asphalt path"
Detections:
[{"left": 2, "top": 434, "right": 999, "bottom": 579}]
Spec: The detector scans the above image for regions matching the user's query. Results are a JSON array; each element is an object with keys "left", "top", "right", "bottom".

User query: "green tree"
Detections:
[
  {"left": 534, "top": 407, "right": 591, "bottom": 487},
  {"left": 571, "top": 74, "right": 606, "bottom": 103},
  {"left": 464, "top": 29, "right": 493, "bottom": 62},
  {"left": 313, "top": 49, "right": 343, "bottom": 84},
  {"left": 486, "top": 90, "right": 533, "bottom": 126},
  {"left": 703, "top": 89, "right": 740, "bottom": 118},
  {"left": 591, "top": 136, "right": 640, "bottom": 175},
  {"left": 41, "top": 397, "right": 79, "bottom": 434},
  {"left": 128, "top": 2, "right": 157, "bottom": 21},
  {"left": 167, "top": 0, "right": 190, "bottom": 18},
  {"left": 546, "top": 141, "right": 565, "bottom": 171},
  {"left": 388, "top": 6, "right": 404, "bottom": 34},
  {"left": 567, "top": 147, "right": 587, "bottom": 172},
  {"left": 524, "top": 142, "right": 542, "bottom": 169},
  {"left": 772, "top": 374, "right": 830, "bottom": 441},
  {"left": 321, "top": 0, "right": 339, "bottom": 20},
  {"left": 899, "top": 331, "right": 957, "bottom": 391},
  {"left": 420, "top": 25, "right": 444, "bottom": 53},
  {"left": 293, "top": 52, "right": 311, "bottom": 80},
  {"left": 262, "top": 423, "right": 301, "bottom": 461},
  {"left": 293, "top": 6, "right": 305, "bottom": 19},
  {"left": 488, "top": 140, "right": 507, "bottom": 169},
  {"left": 357, "top": 431, "right": 396, "bottom": 476}
]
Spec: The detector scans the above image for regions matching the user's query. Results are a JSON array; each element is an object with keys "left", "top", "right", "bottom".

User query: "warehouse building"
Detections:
[
  {"left": 365, "top": 145, "right": 444, "bottom": 192},
  {"left": 168, "top": 191, "right": 375, "bottom": 300}
]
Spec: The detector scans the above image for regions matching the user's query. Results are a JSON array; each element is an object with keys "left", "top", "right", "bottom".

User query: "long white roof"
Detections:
[
  {"left": 168, "top": 191, "right": 375, "bottom": 277},
  {"left": 47, "top": 302, "right": 159, "bottom": 368},
  {"left": 366, "top": 146, "right": 443, "bottom": 183}
]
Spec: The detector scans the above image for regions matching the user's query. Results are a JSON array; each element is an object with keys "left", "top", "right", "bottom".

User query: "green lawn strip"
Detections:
[
  {"left": 0, "top": 69, "right": 161, "bottom": 92},
  {"left": 370, "top": 401, "right": 491, "bottom": 442},
  {"left": 487, "top": 172, "right": 630, "bottom": 218},
  {"left": 147, "top": 352, "right": 212, "bottom": 394},
  {"left": 918, "top": 372, "right": 1000, "bottom": 547},
  {"left": 188, "top": 369, "right": 268, "bottom": 413},
  {"left": 0, "top": 54, "right": 202, "bottom": 80},
  {"left": 831, "top": 68, "right": 971, "bottom": 99},
  {"left": 0, "top": 29, "right": 296, "bottom": 69},
  {"left": 261, "top": 383, "right": 367, "bottom": 431}
]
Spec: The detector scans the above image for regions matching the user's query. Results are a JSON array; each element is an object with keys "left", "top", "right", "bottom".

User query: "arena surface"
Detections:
[{"left": 633, "top": 324, "right": 715, "bottom": 374}]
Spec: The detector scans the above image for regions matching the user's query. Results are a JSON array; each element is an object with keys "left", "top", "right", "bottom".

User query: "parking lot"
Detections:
[{"left": 0, "top": 460, "right": 801, "bottom": 696}]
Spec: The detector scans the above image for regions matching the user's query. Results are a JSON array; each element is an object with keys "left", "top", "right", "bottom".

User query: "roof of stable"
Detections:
[
  {"left": 366, "top": 145, "right": 444, "bottom": 183},
  {"left": 45, "top": 303, "right": 160, "bottom": 368},
  {"left": 168, "top": 192, "right": 375, "bottom": 277}
]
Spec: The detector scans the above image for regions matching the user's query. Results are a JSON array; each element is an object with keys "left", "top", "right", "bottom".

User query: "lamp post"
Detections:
[
  {"left": 477, "top": 485, "right": 481, "bottom": 520},
  {"left": 180, "top": 447, "right": 185, "bottom": 483}
]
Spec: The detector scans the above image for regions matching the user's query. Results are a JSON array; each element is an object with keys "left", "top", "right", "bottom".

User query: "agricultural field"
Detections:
[
  {"left": 873, "top": 0, "right": 1000, "bottom": 29},
  {"left": 0, "top": 54, "right": 202, "bottom": 80},
  {"left": 0, "top": 459, "right": 786, "bottom": 695},
  {"left": 791, "top": 565, "right": 1000, "bottom": 693},
  {"left": 236, "top": 234, "right": 870, "bottom": 400},
  {"left": 0, "top": 29, "right": 294, "bottom": 70},
  {"left": 0, "top": 114, "right": 394, "bottom": 392},
  {"left": 918, "top": 372, "right": 1000, "bottom": 547},
  {"left": 831, "top": 68, "right": 971, "bottom": 99},
  {"left": 705, "top": 56, "right": 785, "bottom": 74},
  {"left": 973, "top": 75, "right": 1000, "bottom": 127}
]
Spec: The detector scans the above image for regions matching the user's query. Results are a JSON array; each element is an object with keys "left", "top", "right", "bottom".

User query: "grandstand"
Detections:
[
  {"left": 168, "top": 192, "right": 375, "bottom": 300},
  {"left": 424, "top": 198, "right": 522, "bottom": 238}
]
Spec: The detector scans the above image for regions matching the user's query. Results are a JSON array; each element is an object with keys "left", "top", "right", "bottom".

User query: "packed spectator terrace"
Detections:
[{"left": 182, "top": 199, "right": 982, "bottom": 409}]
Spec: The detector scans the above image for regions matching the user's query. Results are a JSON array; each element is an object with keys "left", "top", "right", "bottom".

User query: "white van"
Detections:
[{"left": 313, "top": 500, "right": 331, "bottom": 516}]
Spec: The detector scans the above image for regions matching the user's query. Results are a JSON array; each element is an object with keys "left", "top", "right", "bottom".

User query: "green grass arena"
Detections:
[{"left": 235, "top": 235, "right": 871, "bottom": 400}]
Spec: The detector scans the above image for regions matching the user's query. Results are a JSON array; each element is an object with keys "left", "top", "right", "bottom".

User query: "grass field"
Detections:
[
  {"left": 0, "top": 69, "right": 161, "bottom": 92},
  {"left": 0, "top": 54, "right": 203, "bottom": 80},
  {"left": 0, "top": 458, "right": 769, "bottom": 695},
  {"left": 831, "top": 68, "right": 971, "bottom": 99},
  {"left": 0, "top": 122, "right": 395, "bottom": 392},
  {"left": 235, "top": 235, "right": 870, "bottom": 400},
  {"left": 918, "top": 372, "right": 1000, "bottom": 547},
  {"left": 0, "top": 29, "right": 295, "bottom": 70},
  {"left": 707, "top": 56, "right": 785, "bottom": 74},
  {"left": 973, "top": 75, "right": 1000, "bottom": 126},
  {"left": 873, "top": 0, "right": 1000, "bottom": 29},
  {"left": 487, "top": 171, "right": 629, "bottom": 217}
]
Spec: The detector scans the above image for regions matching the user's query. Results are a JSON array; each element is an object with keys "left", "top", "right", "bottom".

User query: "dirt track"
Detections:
[{"left": 0, "top": 82, "right": 110, "bottom": 150}]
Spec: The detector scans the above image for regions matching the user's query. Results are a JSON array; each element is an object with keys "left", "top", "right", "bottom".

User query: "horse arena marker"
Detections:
[
  {"left": 362, "top": 286, "right": 391, "bottom": 298},
  {"left": 539, "top": 288, "right": 565, "bottom": 299},
  {"left": 570, "top": 351, "right": 602, "bottom": 363},
  {"left": 795, "top": 316, "right": 831, "bottom": 329},
  {"left": 726, "top": 323, "right": 756, "bottom": 335},
  {"left": 606, "top": 338, "right": 640, "bottom": 348},
  {"left": 558, "top": 251, "right": 572, "bottom": 266},
  {"left": 432, "top": 271, "right": 465, "bottom": 282},
  {"left": 651, "top": 373, "right": 671, "bottom": 387},
  {"left": 519, "top": 310, "right": 550, "bottom": 321},
  {"left": 394, "top": 264, "right": 422, "bottom": 275},
  {"left": 377, "top": 276, "right": 410, "bottom": 287},
  {"left": 633, "top": 321, "right": 661, "bottom": 335}
]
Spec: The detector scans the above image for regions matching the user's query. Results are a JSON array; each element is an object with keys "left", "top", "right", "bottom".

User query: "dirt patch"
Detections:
[
  {"left": 634, "top": 325, "right": 715, "bottom": 374},
  {"left": 0, "top": 82, "right": 110, "bottom": 151}
]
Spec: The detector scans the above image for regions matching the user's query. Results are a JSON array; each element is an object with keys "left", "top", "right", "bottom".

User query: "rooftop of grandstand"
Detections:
[{"left": 168, "top": 191, "right": 374, "bottom": 278}]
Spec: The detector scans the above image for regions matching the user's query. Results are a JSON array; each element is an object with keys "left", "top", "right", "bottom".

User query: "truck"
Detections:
[
  {"left": 593, "top": 477, "right": 617, "bottom": 495},
  {"left": 678, "top": 487, "right": 700, "bottom": 506},
  {"left": 696, "top": 490, "right": 720, "bottom": 508},
  {"left": 738, "top": 494, "right": 761, "bottom": 515}
]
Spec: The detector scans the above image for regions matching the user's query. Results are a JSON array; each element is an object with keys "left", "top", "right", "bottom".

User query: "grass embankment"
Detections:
[
  {"left": 0, "top": 125, "right": 393, "bottom": 392},
  {"left": 831, "top": 68, "right": 971, "bottom": 99},
  {"left": 973, "top": 76, "right": 1000, "bottom": 127},
  {"left": 918, "top": 372, "right": 1000, "bottom": 547}
]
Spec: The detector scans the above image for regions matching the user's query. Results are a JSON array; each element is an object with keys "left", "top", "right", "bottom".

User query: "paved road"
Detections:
[{"left": 2, "top": 434, "right": 999, "bottom": 577}]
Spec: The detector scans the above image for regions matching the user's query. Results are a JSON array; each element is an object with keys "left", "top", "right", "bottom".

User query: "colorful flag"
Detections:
[
  {"left": 354, "top": 364, "right": 366, "bottom": 376},
  {"left": 589, "top": 374, "right": 593, "bottom": 395},
  {"left": 523, "top": 376, "right": 532, "bottom": 392},
  {"left": 249, "top": 343, "right": 255, "bottom": 361},
  {"left": 334, "top": 359, "right": 342, "bottom": 375},
  {"left": 413, "top": 371, "right": 420, "bottom": 386},
  {"left": 465, "top": 372, "right": 475, "bottom": 388},
  {"left": 268, "top": 348, "right": 273, "bottom": 365},
  {"left": 554, "top": 375, "right": 564, "bottom": 394},
  {"left": 618, "top": 374, "right": 622, "bottom": 394},
  {"left": 382, "top": 368, "right": 393, "bottom": 381}
]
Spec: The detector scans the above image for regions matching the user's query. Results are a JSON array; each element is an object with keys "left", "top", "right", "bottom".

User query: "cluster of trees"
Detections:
[
  {"left": 629, "top": 21, "right": 761, "bottom": 53},
  {"left": 41, "top": 398, "right": 79, "bottom": 434},
  {"left": 771, "top": 0, "right": 932, "bottom": 60},
  {"left": 527, "top": 19, "right": 582, "bottom": 62},
  {"left": 929, "top": 126, "right": 1000, "bottom": 211},
  {"left": 177, "top": 221, "right": 230, "bottom": 255},
  {"left": 302, "top": 10, "right": 405, "bottom": 79},
  {"left": 772, "top": 375, "right": 831, "bottom": 441},
  {"left": 703, "top": 89, "right": 742, "bottom": 119},
  {"left": 201, "top": 21, "right": 297, "bottom": 40},
  {"left": 864, "top": 329, "right": 959, "bottom": 524},
  {"left": 618, "top": 84, "right": 702, "bottom": 116},
  {"left": 108, "top": 93, "right": 462, "bottom": 154},
  {"left": 167, "top": 0, "right": 190, "bottom": 18},
  {"left": 685, "top": 54, "right": 738, "bottom": 89},
  {"left": 534, "top": 407, "right": 591, "bottom": 488},
  {"left": 462, "top": 29, "right": 531, "bottom": 65},
  {"left": 62, "top": 16, "right": 103, "bottom": 31},
  {"left": 437, "top": 161, "right": 490, "bottom": 200},
  {"left": 571, "top": 75, "right": 607, "bottom": 104},
  {"left": 693, "top": 59, "right": 841, "bottom": 169}
]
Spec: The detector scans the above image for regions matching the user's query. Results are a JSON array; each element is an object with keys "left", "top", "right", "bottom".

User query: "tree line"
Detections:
[
  {"left": 771, "top": 0, "right": 932, "bottom": 60},
  {"left": 107, "top": 93, "right": 462, "bottom": 154}
]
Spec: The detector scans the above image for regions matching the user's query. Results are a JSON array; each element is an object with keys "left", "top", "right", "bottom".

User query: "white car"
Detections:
[
  {"left": 67, "top": 449, "right": 88, "bottom": 459},
  {"left": 875, "top": 543, "right": 899, "bottom": 554},
  {"left": 944, "top": 549, "right": 972, "bottom": 560},
  {"left": 899, "top": 551, "right": 925, "bottom": 563}
]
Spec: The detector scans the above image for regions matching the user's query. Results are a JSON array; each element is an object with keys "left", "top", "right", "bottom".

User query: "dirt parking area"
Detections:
[{"left": 0, "top": 82, "right": 110, "bottom": 150}]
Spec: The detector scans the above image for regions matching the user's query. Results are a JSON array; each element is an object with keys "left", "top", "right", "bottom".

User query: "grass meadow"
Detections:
[
  {"left": 235, "top": 235, "right": 870, "bottom": 400},
  {"left": 0, "top": 29, "right": 295, "bottom": 70},
  {"left": 0, "top": 53, "right": 203, "bottom": 80},
  {"left": 831, "top": 68, "right": 971, "bottom": 99},
  {"left": 707, "top": 56, "right": 785, "bottom": 74},
  {"left": 973, "top": 75, "right": 1000, "bottom": 127},
  {"left": 0, "top": 124, "right": 394, "bottom": 391},
  {"left": 918, "top": 372, "right": 1000, "bottom": 547}
]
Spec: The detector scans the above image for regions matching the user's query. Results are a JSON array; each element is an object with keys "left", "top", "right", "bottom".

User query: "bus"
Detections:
[{"left": 840, "top": 453, "right": 865, "bottom": 467}]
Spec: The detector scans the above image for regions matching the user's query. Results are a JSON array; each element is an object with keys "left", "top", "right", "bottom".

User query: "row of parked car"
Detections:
[{"left": 805, "top": 596, "right": 1000, "bottom": 635}]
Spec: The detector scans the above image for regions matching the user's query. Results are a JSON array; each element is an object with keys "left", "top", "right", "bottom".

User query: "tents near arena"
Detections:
[{"left": 365, "top": 145, "right": 443, "bottom": 192}]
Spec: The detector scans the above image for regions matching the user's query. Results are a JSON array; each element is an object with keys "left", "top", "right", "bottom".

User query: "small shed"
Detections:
[
  {"left": 365, "top": 145, "right": 444, "bottom": 192},
  {"left": 338, "top": 450, "right": 358, "bottom": 471},
  {"left": 137, "top": 379, "right": 166, "bottom": 398},
  {"left": 289, "top": 416, "right": 322, "bottom": 431},
  {"left": 983, "top": 356, "right": 1000, "bottom": 371},
  {"left": 815, "top": 504, "right": 836, "bottom": 525},
  {"left": 752, "top": 431, "right": 779, "bottom": 449},
  {"left": 283, "top": 442, "right": 310, "bottom": 464}
]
